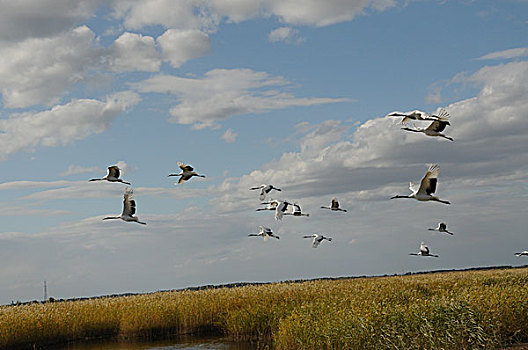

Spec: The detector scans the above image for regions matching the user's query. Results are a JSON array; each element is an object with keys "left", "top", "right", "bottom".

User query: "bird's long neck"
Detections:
[
  {"left": 401, "top": 127, "right": 423, "bottom": 133},
  {"left": 103, "top": 216, "right": 120, "bottom": 220},
  {"left": 391, "top": 195, "right": 411, "bottom": 199}
]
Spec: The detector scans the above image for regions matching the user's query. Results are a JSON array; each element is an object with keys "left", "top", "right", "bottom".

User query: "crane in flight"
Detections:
[
  {"left": 103, "top": 188, "right": 146, "bottom": 225},
  {"left": 285, "top": 203, "right": 310, "bottom": 217},
  {"left": 391, "top": 164, "right": 450, "bottom": 205},
  {"left": 248, "top": 226, "right": 280, "bottom": 241},
  {"left": 303, "top": 234, "right": 332, "bottom": 248},
  {"left": 401, "top": 119, "right": 453, "bottom": 141},
  {"left": 387, "top": 108, "right": 450, "bottom": 125},
  {"left": 321, "top": 198, "right": 347, "bottom": 212},
  {"left": 428, "top": 222, "right": 453, "bottom": 235},
  {"left": 250, "top": 184, "right": 281, "bottom": 201},
  {"left": 256, "top": 199, "right": 280, "bottom": 211},
  {"left": 169, "top": 162, "right": 205, "bottom": 184},
  {"left": 409, "top": 242, "right": 439, "bottom": 258},
  {"left": 89, "top": 165, "right": 130, "bottom": 185}
]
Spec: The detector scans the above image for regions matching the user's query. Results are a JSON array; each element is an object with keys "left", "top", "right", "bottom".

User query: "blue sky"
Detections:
[{"left": 0, "top": 0, "right": 527, "bottom": 304}]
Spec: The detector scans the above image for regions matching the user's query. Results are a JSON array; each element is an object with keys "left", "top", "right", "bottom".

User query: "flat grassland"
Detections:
[{"left": 1, "top": 267, "right": 528, "bottom": 349}]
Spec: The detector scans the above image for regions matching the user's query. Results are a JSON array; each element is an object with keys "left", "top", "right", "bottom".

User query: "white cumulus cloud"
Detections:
[
  {"left": 112, "top": 0, "right": 397, "bottom": 31},
  {"left": 157, "top": 29, "right": 211, "bottom": 68},
  {"left": 268, "top": 27, "right": 305, "bottom": 44},
  {"left": 134, "top": 68, "right": 349, "bottom": 129},
  {"left": 107, "top": 32, "right": 161, "bottom": 72},
  {"left": 266, "top": 0, "right": 396, "bottom": 27},
  {"left": 0, "top": 91, "right": 141, "bottom": 159},
  {"left": 0, "top": 26, "right": 100, "bottom": 108},
  {"left": 0, "top": 0, "right": 103, "bottom": 42},
  {"left": 113, "top": 0, "right": 211, "bottom": 31},
  {"left": 478, "top": 47, "right": 528, "bottom": 60}
]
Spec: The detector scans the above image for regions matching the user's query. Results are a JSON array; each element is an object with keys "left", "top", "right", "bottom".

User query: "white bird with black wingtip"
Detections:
[
  {"left": 321, "top": 198, "right": 347, "bottom": 212},
  {"left": 103, "top": 187, "right": 146, "bottom": 225},
  {"left": 409, "top": 242, "right": 439, "bottom": 258},
  {"left": 515, "top": 251, "right": 528, "bottom": 257},
  {"left": 303, "top": 234, "right": 332, "bottom": 248},
  {"left": 250, "top": 184, "right": 281, "bottom": 201},
  {"left": 256, "top": 199, "right": 280, "bottom": 212},
  {"left": 89, "top": 165, "right": 130, "bottom": 185},
  {"left": 428, "top": 222, "right": 453, "bottom": 235},
  {"left": 391, "top": 164, "right": 450, "bottom": 205},
  {"left": 168, "top": 162, "right": 205, "bottom": 184},
  {"left": 285, "top": 203, "right": 309, "bottom": 217},
  {"left": 248, "top": 226, "right": 280, "bottom": 241},
  {"left": 387, "top": 108, "right": 450, "bottom": 125},
  {"left": 401, "top": 119, "right": 453, "bottom": 141}
]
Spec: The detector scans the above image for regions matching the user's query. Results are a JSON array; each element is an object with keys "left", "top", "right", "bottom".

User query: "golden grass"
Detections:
[{"left": 1, "top": 267, "right": 528, "bottom": 349}]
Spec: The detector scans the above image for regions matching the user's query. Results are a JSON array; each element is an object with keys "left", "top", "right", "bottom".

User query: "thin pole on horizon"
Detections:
[{"left": 44, "top": 280, "right": 47, "bottom": 301}]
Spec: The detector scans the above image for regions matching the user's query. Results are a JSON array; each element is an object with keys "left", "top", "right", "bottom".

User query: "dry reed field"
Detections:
[{"left": 1, "top": 267, "right": 528, "bottom": 349}]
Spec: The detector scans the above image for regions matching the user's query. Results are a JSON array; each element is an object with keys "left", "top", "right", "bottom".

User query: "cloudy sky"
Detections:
[{"left": 0, "top": 0, "right": 527, "bottom": 304}]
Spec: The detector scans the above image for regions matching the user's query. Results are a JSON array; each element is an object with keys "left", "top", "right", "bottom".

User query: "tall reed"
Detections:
[{"left": 1, "top": 267, "right": 527, "bottom": 349}]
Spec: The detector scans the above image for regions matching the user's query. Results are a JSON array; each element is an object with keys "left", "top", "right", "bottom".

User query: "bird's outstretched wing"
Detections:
[
  {"left": 425, "top": 120, "right": 448, "bottom": 133},
  {"left": 433, "top": 108, "right": 450, "bottom": 122},
  {"left": 417, "top": 164, "right": 440, "bottom": 195},
  {"left": 178, "top": 175, "right": 191, "bottom": 184},
  {"left": 388, "top": 110, "right": 433, "bottom": 124},
  {"left": 108, "top": 166, "right": 120, "bottom": 178},
  {"left": 122, "top": 188, "right": 136, "bottom": 216},
  {"left": 178, "top": 162, "right": 194, "bottom": 171},
  {"left": 293, "top": 203, "right": 301, "bottom": 213}
]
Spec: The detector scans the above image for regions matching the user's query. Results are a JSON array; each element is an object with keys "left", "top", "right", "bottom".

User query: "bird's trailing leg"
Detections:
[{"left": 431, "top": 197, "right": 451, "bottom": 205}]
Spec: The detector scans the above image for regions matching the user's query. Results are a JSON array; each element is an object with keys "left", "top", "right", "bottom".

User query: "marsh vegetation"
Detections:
[{"left": 2, "top": 267, "right": 528, "bottom": 349}]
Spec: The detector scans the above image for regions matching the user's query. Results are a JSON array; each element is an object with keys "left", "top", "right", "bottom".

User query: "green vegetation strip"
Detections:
[{"left": 2, "top": 268, "right": 528, "bottom": 349}]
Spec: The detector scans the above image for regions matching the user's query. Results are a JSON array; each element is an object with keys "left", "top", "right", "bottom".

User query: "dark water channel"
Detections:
[{"left": 57, "top": 336, "right": 270, "bottom": 350}]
